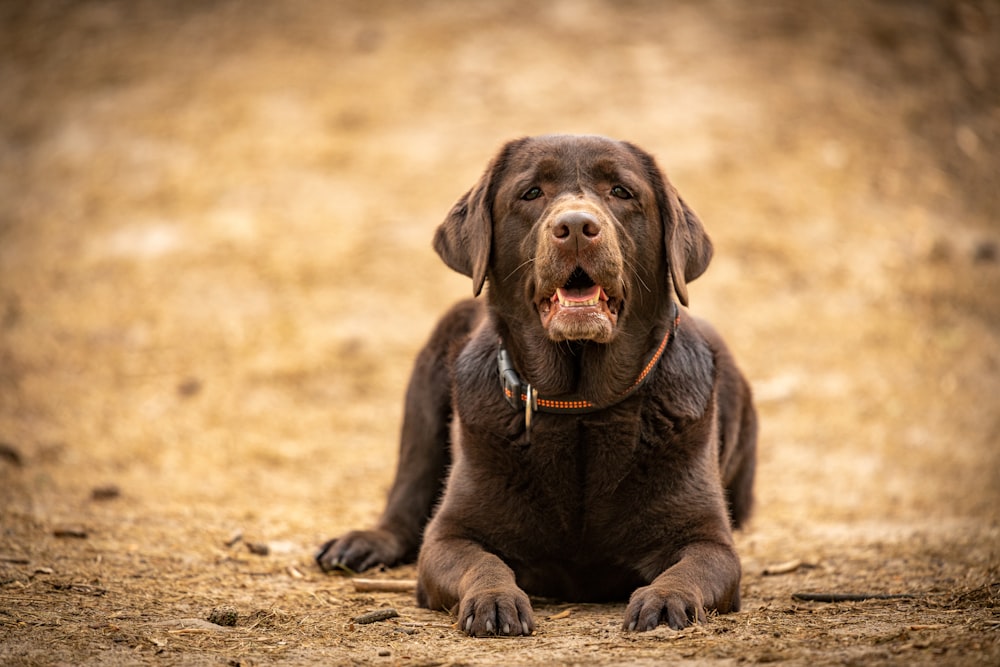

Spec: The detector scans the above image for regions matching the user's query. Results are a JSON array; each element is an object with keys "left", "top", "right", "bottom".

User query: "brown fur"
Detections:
[{"left": 317, "top": 135, "right": 757, "bottom": 636}]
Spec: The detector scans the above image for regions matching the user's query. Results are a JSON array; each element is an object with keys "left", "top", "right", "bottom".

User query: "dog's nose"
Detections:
[{"left": 551, "top": 210, "right": 601, "bottom": 250}]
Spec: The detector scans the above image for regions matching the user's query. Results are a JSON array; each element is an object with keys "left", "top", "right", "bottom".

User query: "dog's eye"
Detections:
[
  {"left": 611, "top": 185, "right": 633, "bottom": 200},
  {"left": 521, "top": 187, "right": 543, "bottom": 201}
]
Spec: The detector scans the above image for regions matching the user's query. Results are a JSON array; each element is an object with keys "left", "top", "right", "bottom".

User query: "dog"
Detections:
[{"left": 317, "top": 134, "right": 757, "bottom": 636}]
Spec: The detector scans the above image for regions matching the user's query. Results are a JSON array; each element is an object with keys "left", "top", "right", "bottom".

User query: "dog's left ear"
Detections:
[
  {"left": 664, "top": 186, "right": 713, "bottom": 307},
  {"left": 625, "top": 142, "right": 713, "bottom": 307},
  {"left": 433, "top": 139, "right": 525, "bottom": 297}
]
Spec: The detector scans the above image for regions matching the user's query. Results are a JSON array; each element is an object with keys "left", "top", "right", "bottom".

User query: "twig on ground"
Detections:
[
  {"left": 763, "top": 559, "right": 805, "bottom": 575},
  {"left": 352, "top": 578, "right": 417, "bottom": 593},
  {"left": 353, "top": 608, "right": 399, "bottom": 624},
  {"left": 0, "top": 556, "right": 30, "bottom": 565},
  {"left": 792, "top": 592, "right": 916, "bottom": 603},
  {"left": 49, "top": 582, "right": 108, "bottom": 596}
]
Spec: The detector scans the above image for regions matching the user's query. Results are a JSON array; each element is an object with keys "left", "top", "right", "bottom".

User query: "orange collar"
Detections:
[{"left": 498, "top": 305, "right": 680, "bottom": 430}]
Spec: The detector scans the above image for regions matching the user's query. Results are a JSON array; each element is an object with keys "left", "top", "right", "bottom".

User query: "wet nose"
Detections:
[{"left": 551, "top": 210, "right": 602, "bottom": 250}]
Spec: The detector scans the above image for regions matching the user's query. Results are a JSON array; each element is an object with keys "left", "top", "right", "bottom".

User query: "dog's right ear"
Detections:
[
  {"left": 433, "top": 184, "right": 491, "bottom": 297},
  {"left": 433, "top": 139, "right": 524, "bottom": 297}
]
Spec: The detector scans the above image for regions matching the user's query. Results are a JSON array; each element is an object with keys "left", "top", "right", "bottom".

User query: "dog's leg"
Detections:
[
  {"left": 723, "top": 387, "right": 757, "bottom": 529},
  {"left": 316, "top": 300, "right": 481, "bottom": 573},
  {"left": 416, "top": 533, "right": 536, "bottom": 637},
  {"left": 696, "top": 317, "right": 758, "bottom": 529},
  {"left": 623, "top": 540, "right": 742, "bottom": 631}
]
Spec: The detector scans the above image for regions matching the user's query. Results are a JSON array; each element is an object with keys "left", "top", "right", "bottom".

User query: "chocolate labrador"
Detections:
[{"left": 317, "top": 134, "right": 757, "bottom": 636}]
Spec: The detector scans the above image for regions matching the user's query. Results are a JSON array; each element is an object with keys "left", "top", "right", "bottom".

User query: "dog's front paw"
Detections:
[
  {"left": 458, "top": 587, "right": 535, "bottom": 637},
  {"left": 315, "top": 529, "right": 406, "bottom": 573},
  {"left": 623, "top": 584, "right": 707, "bottom": 631}
]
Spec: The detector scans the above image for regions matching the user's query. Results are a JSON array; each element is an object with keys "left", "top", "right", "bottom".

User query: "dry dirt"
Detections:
[{"left": 1, "top": 1, "right": 999, "bottom": 665}]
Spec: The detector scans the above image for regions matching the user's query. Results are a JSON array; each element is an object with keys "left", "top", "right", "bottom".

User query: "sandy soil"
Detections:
[{"left": 1, "top": 1, "right": 998, "bottom": 665}]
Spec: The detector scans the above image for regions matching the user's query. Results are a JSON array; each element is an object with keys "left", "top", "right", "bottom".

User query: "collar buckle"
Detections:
[{"left": 524, "top": 385, "right": 538, "bottom": 430}]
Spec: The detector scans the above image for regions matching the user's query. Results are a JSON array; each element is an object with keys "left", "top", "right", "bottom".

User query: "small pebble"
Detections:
[
  {"left": 177, "top": 378, "right": 203, "bottom": 397},
  {"left": 377, "top": 649, "right": 391, "bottom": 657},
  {"left": 207, "top": 606, "right": 239, "bottom": 626},
  {"left": 973, "top": 240, "right": 997, "bottom": 263},
  {"left": 0, "top": 442, "right": 23, "bottom": 467},
  {"left": 246, "top": 542, "right": 270, "bottom": 556}
]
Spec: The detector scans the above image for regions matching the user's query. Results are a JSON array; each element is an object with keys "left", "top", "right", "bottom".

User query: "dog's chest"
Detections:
[
  {"left": 484, "top": 405, "right": 676, "bottom": 542},
  {"left": 531, "top": 414, "right": 640, "bottom": 497}
]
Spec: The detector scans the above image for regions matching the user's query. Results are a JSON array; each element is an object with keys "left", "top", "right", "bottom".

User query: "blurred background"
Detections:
[{"left": 1, "top": 0, "right": 998, "bottom": 582}]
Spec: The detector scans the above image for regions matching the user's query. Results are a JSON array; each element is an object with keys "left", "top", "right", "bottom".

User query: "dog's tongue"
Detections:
[{"left": 554, "top": 285, "right": 605, "bottom": 306}]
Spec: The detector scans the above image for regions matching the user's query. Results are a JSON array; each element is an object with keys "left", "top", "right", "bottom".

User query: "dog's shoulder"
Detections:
[
  {"left": 445, "top": 312, "right": 513, "bottom": 425},
  {"left": 650, "top": 312, "right": 716, "bottom": 421},
  {"left": 428, "top": 299, "right": 485, "bottom": 353}
]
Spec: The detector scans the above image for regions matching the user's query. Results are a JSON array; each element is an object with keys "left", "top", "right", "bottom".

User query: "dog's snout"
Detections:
[{"left": 551, "top": 210, "right": 602, "bottom": 248}]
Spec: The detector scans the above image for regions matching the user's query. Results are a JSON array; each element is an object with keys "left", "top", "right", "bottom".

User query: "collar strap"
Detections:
[{"left": 498, "top": 305, "right": 680, "bottom": 428}]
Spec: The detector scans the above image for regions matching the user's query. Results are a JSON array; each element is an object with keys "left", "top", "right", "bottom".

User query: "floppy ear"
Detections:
[
  {"left": 624, "top": 142, "right": 712, "bottom": 306},
  {"left": 433, "top": 183, "right": 491, "bottom": 296},
  {"left": 664, "top": 185, "right": 713, "bottom": 307},
  {"left": 433, "top": 141, "right": 522, "bottom": 296}
]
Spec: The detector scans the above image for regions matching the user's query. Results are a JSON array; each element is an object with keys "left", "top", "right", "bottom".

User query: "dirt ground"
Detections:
[{"left": 1, "top": 1, "right": 999, "bottom": 665}]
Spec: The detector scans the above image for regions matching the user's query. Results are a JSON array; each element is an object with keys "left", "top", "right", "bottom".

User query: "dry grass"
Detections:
[{"left": 1, "top": 1, "right": 999, "bottom": 664}]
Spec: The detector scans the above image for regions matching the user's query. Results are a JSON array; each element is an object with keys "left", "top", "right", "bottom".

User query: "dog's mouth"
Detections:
[{"left": 537, "top": 268, "right": 622, "bottom": 342}]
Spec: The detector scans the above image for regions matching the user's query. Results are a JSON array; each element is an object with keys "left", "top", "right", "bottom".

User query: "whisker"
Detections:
[
  {"left": 623, "top": 257, "right": 651, "bottom": 294},
  {"left": 504, "top": 258, "right": 535, "bottom": 283}
]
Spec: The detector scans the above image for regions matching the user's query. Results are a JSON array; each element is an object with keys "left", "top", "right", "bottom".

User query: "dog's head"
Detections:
[{"left": 434, "top": 135, "right": 712, "bottom": 343}]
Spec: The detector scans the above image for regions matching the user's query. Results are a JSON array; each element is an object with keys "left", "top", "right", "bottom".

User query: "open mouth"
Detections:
[
  {"left": 552, "top": 267, "right": 608, "bottom": 307},
  {"left": 537, "top": 268, "right": 621, "bottom": 341}
]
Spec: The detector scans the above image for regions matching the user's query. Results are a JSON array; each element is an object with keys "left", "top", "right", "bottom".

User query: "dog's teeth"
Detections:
[{"left": 555, "top": 288, "right": 601, "bottom": 307}]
